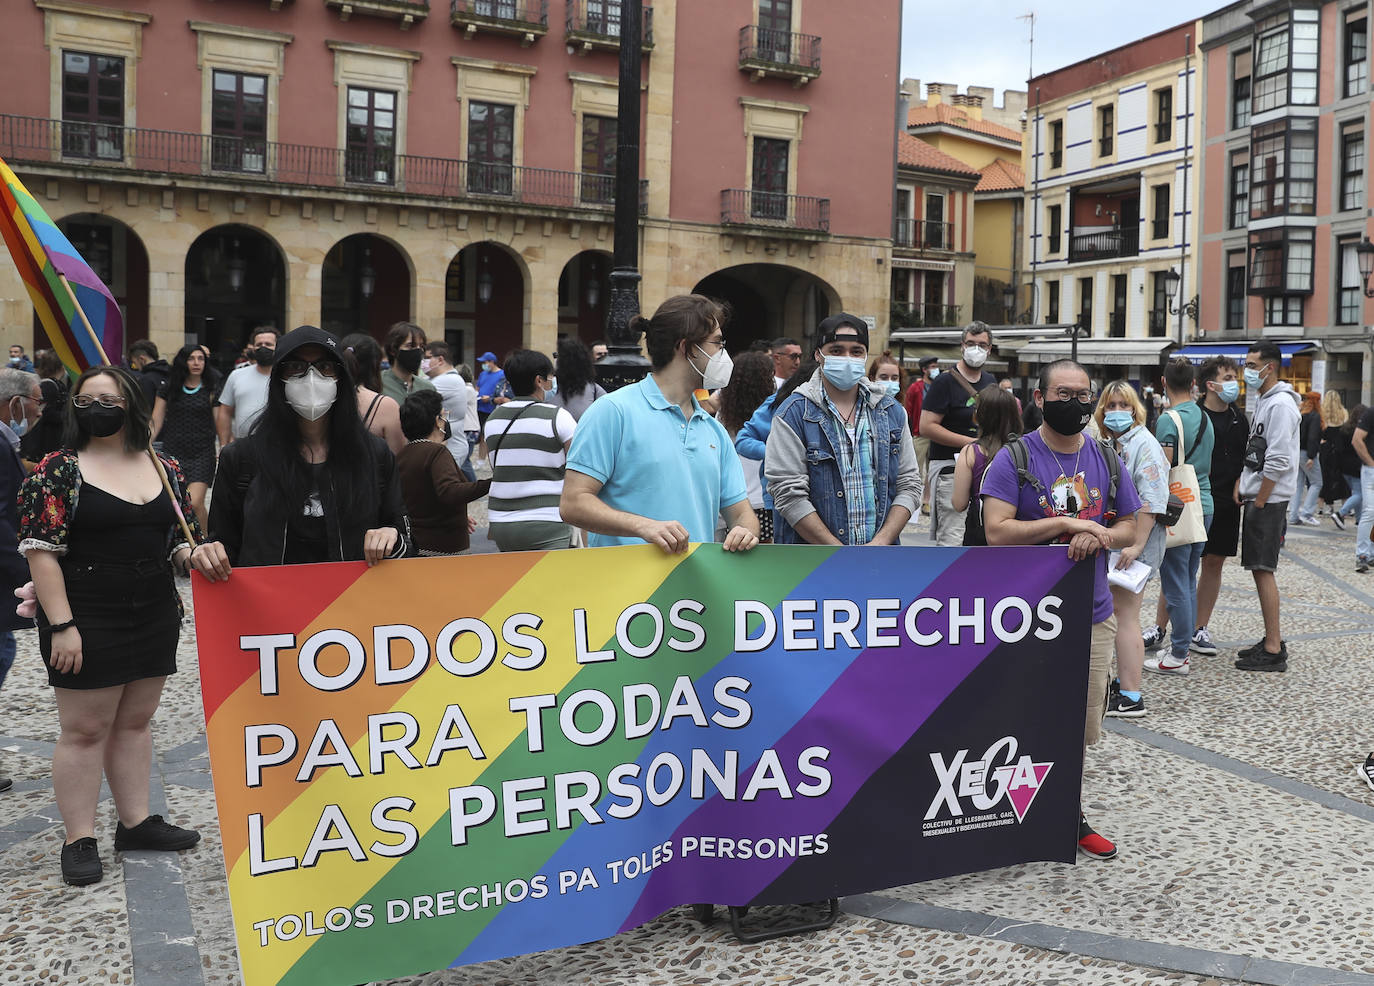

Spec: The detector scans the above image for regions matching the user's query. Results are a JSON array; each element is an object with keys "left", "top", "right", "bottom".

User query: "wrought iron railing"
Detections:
[
  {"left": 565, "top": 0, "right": 653, "bottom": 44},
  {"left": 1, "top": 115, "right": 646, "bottom": 212},
  {"left": 1067, "top": 227, "right": 1139, "bottom": 262},
  {"left": 721, "top": 188, "right": 829, "bottom": 232},
  {"left": 451, "top": 0, "right": 548, "bottom": 29},
  {"left": 891, "top": 303, "right": 962, "bottom": 328},
  {"left": 738, "top": 25, "right": 821, "bottom": 74},
  {"left": 893, "top": 217, "right": 953, "bottom": 250}
]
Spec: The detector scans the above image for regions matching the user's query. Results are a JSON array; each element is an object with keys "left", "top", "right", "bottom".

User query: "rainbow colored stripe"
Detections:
[
  {"left": 0, "top": 157, "right": 123, "bottom": 373},
  {"left": 195, "top": 544, "right": 1084, "bottom": 986}
]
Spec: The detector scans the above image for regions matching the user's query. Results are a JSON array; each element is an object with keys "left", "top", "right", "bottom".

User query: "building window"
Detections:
[
  {"left": 1047, "top": 203, "right": 1062, "bottom": 254},
  {"left": 1232, "top": 49, "right": 1252, "bottom": 129},
  {"left": 751, "top": 136, "right": 790, "bottom": 220},
  {"left": 1047, "top": 279, "right": 1060, "bottom": 322},
  {"left": 1252, "top": 8, "right": 1320, "bottom": 115},
  {"left": 1151, "top": 184, "right": 1171, "bottom": 240},
  {"left": 1098, "top": 105, "right": 1114, "bottom": 157},
  {"left": 580, "top": 114, "right": 616, "bottom": 203},
  {"left": 1079, "top": 276, "right": 1094, "bottom": 330},
  {"left": 1346, "top": 8, "right": 1368, "bottom": 98},
  {"left": 345, "top": 86, "right": 395, "bottom": 185},
  {"left": 1250, "top": 118, "right": 1317, "bottom": 220},
  {"left": 1150, "top": 272, "right": 1171, "bottom": 338},
  {"left": 1110, "top": 274, "right": 1127, "bottom": 337},
  {"left": 61, "top": 50, "right": 124, "bottom": 160},
  {"left": 1341, "top": 123, "right": 1364, "bottom": 212},
  {"left": 210, "top": 70, "right": 267, "bottom": 174},
  {"left": 926, "top": 193, "right": 947, "bottom": 249},
  {"left": 894, "top": 187, "right": 912, "bottom": 247},
  {"left": 467, "top": 100, "right": 515, "bottom": 194},
  {"left": 1249, "top": 227, "right": 1314, "bottom": 295},
  {"left": 1265, "top": 295, "right": 1304, "bottom": 326},
  {"left": 1154, "top": 87, "right": 1173, "bottom": 143},
  {"left": 1049, "top": 119, "right": 1063, "bottom": 168},
  {"left": 1226, "top": 254, "right": 1247, "bottom": 330},
  {"left": 1230, "top": 151, "right": 1250, "bottom": 229},
  {"left": 757, "top": 0, "right": 794, "bottom": 61},
  {"left": 586, "top": 0, "right": 624, "bottom": 36},
  {"left": 1338, "top": 237, "right": 1363, "bottom": 324}
]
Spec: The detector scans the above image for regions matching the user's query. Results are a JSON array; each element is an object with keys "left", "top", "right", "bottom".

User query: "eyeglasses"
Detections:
[
  {"left": 776, "top": 351, "right": 801, "bottom": 362},
  {"left": 1046, "top": 388, "right": 1096, "bottom": 403},
  {"left": 698, "top": 338, "right": 727, "bottom": 354},
  {"left": 73, "top": 394, "right": 127, "bottom": 409},
  {"left": 279, "top": 358, "right": 340, "bottom": 380}
]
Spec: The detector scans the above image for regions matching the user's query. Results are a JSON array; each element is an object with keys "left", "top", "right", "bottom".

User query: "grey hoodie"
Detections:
[{"left": 1238, "top": 380, "right": 1301, "bottom": 502}]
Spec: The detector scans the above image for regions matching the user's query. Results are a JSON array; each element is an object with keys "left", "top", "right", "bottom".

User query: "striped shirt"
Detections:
[{"left": 483, "top": 400, "right": 578, "bottom": 524}]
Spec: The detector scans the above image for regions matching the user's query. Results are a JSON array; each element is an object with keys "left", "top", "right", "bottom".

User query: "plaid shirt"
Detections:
[{"left": 822, "top": 391, "right": 877, "bottom": 544}]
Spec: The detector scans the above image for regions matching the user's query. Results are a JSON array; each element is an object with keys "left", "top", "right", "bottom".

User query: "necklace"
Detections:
[
  {"left": 1047, "top": 434, "right": 1084, "bottom": 483},
  {"left": 406, "top": 438, "right": 440, "bottom": 446}
]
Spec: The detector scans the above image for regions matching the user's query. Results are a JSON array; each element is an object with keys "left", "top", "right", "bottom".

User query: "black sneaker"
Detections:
[
  {"left": 1105, "top": 691, "right": 1146, "bottom": 718},
  {"left": 1359, "top": 753, "right": 1374, "bottom": 793},
  {"left": 114, "top": 814, "right": 201, "bottom": 852},
  {"left": 1141, "top": 624, "right": 1165, "bottom": 651},
  {"left": 0, "top": 775, "right": 12, "bottom": 793},
  {"left": 1358, "top": 558, "right": 1371, "bottom": 574},
  {"left": 61, "top": 837, "right": 103, "bottom": 886},
  {"left": 1332, "top": 512, "right": 1347, "bottom": 530},
  {"left": 1235, "top": 640, "right": 1288, "bottom": 672},
  {"left": 1236, "top": 637, "right": 1279, "bottom": 660}
]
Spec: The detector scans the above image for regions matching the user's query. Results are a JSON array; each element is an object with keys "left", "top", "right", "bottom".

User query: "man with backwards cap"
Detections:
[{"left": 765, "top": 314, "right": 922, "bottom": 546}]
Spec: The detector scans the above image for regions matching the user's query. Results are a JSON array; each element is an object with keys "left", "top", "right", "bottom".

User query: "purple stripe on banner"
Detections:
[{"left": 617, "top": 546, "right": 1077, "bottom": 928}]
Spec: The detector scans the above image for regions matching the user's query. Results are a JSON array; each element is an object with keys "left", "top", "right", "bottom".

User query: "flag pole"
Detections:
[{"left": 57, "top": 274, "right": 199, "bottom": 550}]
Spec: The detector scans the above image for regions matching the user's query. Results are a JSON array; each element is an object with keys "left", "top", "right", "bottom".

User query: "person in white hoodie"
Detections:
[{"left": 1234, "top": 341, "right": 1301, "bottom": 672}]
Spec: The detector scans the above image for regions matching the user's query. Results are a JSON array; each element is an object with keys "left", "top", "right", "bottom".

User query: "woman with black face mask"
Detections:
[
  {"left": 151, "top": 344, "right": 217, "bottom": 531},
  {"left": 191, "top": 325, "right": 412, "bottom": 578},
  {"left": 17, "top": 365, "right": 204, "bottom": 887}
]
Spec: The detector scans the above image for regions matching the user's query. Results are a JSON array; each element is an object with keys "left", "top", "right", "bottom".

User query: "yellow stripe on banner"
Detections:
[{"left": 226, "top": 545, "right": 692, "bottom": 986}]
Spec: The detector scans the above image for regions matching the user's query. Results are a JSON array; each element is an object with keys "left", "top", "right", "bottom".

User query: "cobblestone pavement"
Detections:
[{"left": 2, "top": 515, "right": 1373, "bottom": 986}]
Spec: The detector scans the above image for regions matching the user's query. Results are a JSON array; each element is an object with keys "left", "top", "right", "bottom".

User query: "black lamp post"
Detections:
[
  {"left": 598, "top": 1, "right": 652, "bottom": 392},
  {"left": 1162, "top": 266, "right": 1199, "bottom": 341},
  {"left": 1002, "top": 285, "right": 1015, "bottom": 323},
  {"left": 1066, "top": 311, "right": 1089, "bottom": 363},
  {"left": 1356, "top": 236, "right": 1374, "bottom": 295}
]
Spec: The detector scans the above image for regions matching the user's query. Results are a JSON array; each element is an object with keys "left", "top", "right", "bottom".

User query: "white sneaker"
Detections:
[{"left": 1144, "top": 654, "right": 1190, "bottom": 675}]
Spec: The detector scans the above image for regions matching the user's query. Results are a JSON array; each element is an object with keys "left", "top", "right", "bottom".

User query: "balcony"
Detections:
[
  {"left": 324, "top": 0, "right": 430, "bottom": 28},
  {"left": 1067, "top": 227, "right": 1139, "bottom": 263},
  {"left": 450, "top": 0, "right": 548, "bottom": 43},
  {"left": 738, "top": 25, "right": 821, "bottom": 85},
  {"left": 0, "top": 115, "right": 647, "bottom": 215},
  {"left": 565, "top": 1, "right": 653, "bottom": 53},
  {"left": 893, "top": 218, "right": 953, "bottom": 251},
  {"left": 891, "top": 303, "right": 963, "bottom": 329},
  {"left": 721, "top": 188, "right": 829, "bottom": 233}
]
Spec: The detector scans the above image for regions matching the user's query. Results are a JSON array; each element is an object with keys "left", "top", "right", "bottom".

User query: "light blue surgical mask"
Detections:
[
  {"left": 1218, "top": 380, "right": 1240, "bottom": 404},
  {"left": 1103, "top": 410, "right": 1134, "bottom": 434},
  {"left": 880, "top": 380, "right": 901, "bottom": 398},
  {"left": 821, "top": 355, "right": 867, "bottom": 391},
  {"left": 1243, "top": 367, "right": 1263, "bottom": 389}
]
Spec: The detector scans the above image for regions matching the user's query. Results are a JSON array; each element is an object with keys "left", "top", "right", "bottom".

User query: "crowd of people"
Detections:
[{"left": 2, "top": 307, "right": 1373, "bottom": 889}]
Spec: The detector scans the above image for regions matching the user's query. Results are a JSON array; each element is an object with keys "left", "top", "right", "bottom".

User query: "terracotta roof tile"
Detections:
[
  {"left": 976, "top": 157, "right": 1025, "bottom": 192},
  {"left": 896, "top": 133, "right": 980, "bottom": 177},
  {"left": 907, "top": 103, "right": 1024, "bottom": 144}
]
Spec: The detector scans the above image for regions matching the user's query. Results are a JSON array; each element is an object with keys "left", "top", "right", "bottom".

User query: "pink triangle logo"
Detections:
[{"left": 1003, "top": 760, "right": 1053, "bottom": 823}]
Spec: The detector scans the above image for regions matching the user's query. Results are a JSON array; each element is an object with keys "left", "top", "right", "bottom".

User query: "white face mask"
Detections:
[
  {"left": 691, "top": 345, "right": 733, "bottom": 390},
  {"left": 962, "top": 345, "right": 988, "bottom": 369},
  {"left": 283, "top": 367, "right": 338, "bottom": 422}
]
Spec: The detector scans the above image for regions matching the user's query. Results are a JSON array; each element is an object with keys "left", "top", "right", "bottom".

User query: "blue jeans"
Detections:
[
  {"left": 1341, "top": 474, "right": 1362, "bottom": 519},
  {"left": 1161, "top": 513, "right": 1213, "bottom": 661},
  {"left": 0, "top": 630, "right": 13, "bottom": 692},
  {"left": 1289, "top": 459, "right": 1321, "bottom": 522},
  {"left": 1358, "top": 465, "right": 1374, "bottom": 563}
]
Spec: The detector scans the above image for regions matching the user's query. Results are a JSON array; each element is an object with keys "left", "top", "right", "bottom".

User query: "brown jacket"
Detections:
[{"left": 395, "top": 441, "right": 490, "bottom": 554}]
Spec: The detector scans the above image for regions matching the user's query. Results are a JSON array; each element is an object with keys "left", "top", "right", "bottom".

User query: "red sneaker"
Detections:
[{"left": 1078, "top": 813, "right": 1117, "bottom": 860}]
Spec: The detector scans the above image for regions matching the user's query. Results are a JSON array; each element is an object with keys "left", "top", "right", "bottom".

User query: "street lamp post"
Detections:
[
  {"left": 1162, "top": 266, "right": 1199, "bottom": 342},
  {"left": 1002, "top": 285, "right": 1015, "bottom": 324},
  {"left": 598, "top": 1, "right": 652, "bottom": 392},
  {"left": 1065, "top": 311, "right": 1089, "bottom": 363}
]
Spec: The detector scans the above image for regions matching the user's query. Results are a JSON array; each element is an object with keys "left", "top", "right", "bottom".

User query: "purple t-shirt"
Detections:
[{"left": 980, "top": 430, "right": 1142, "bottom": 623}]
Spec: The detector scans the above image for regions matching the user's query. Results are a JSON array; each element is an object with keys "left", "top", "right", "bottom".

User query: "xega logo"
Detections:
[{"left": 924, "top": 736, "right": 1053, "bottom": 823}]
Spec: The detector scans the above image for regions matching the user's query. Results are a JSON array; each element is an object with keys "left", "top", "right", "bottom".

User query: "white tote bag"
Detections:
[{"left": 1163, "top": 409, "right": 1207, "bottom": 548}]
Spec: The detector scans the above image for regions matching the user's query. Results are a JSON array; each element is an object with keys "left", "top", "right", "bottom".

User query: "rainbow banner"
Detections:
[
  {"left": 0, "top": 156, "right": 123, "bottom": 373},
  {"left": 194, "top": 544, "right": 1093, "bottom": 986}
]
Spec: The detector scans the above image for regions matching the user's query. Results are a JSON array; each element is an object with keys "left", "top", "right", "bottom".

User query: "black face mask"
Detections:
[
  {"left": 253, "top": 346, "right": 275, "bottom": 366},
  {"left": 441, "top": 419, "right": 453, "bottom": 442},
  {"left": 75, "top": 404, "right": 126, "bottom": 438},
  {"left": 1041, "top": 398, "right": 1093, "bottom": 436},
  {"left": 396, "top": 349, "right": 424, "bottom": 374}
]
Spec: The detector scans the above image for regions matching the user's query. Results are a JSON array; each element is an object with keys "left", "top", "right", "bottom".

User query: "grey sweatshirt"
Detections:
[{"left": 1238, "top": 380, "right": 1301, "bottom": 502}]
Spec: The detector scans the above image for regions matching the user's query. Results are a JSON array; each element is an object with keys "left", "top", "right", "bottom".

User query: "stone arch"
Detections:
[
  {"left": 556, "top": 250, "right": 614, "bottom": 345},
  {"left": 442, "top": 240, "right": 530, "bottom": 369},
  {"left": 51, "top": 213, "right": 149, "bottom": 358},
  {"left": 321, "top": 232, "right": 415, "bottom": 340},
  {"left": 184, "top": 223, "right": 287, "bottom": 367},
  {"left": 692, "top": 264, "right": 840, "bottom": 352}
]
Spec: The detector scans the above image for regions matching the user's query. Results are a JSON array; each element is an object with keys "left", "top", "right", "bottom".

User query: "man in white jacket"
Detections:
[{"left": 1234, "top": 341, "right": 1301, "bottom": 672}]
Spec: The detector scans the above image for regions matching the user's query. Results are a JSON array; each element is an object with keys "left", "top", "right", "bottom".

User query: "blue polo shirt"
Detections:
[{"left": 566, "top": 373, "right": 748, "bottom": 547}]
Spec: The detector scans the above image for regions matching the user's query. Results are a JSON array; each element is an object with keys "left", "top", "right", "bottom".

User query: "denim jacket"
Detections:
[{"left": 764, "top": 370, "right": 922, "bottom": 544}]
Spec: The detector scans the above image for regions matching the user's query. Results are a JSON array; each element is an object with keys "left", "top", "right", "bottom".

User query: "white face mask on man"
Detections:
[
  {"left": 962, "top": 345, "right": 988, "bottom": 369},
  {"left": 690, "top": 345, "right": 733, "bottom": 390}
]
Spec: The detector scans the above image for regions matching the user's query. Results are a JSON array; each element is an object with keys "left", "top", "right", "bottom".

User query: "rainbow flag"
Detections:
[
  {"left": 194, "top": 544, "right": 1091, "bottom": 986},
  {"left": 0, "top": 157, "right": 122, "bottom": 373}
]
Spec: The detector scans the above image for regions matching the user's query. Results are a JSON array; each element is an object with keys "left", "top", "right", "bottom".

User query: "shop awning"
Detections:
[
  {"left": 1172, "top": 341, "right": 1318, "bottom": 365},
  {"left": 1012, "top": 338, "right": 1178, "bottom": 364}
]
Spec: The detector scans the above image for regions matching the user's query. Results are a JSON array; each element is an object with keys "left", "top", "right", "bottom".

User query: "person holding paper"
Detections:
[{"left": 1094, "top": 382, "right": 1170, "bottom": 718}]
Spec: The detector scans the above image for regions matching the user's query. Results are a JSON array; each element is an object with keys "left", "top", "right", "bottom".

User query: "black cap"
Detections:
[
  {"left": 815, "top": 313, "right": 870, "bottom": 350},
  {"left": 918, "top": 355, "right": 939, "bottom": 368},
  {"left": 273, "top": 325, "right": 341, "bottom": 367}
]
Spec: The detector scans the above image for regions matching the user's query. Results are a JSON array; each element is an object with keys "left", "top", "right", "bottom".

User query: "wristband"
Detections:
[{"left": 49, "top": 619, "right": 77, "bottom": 633}]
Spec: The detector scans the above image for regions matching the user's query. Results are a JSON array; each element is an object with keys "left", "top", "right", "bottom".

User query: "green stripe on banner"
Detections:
[{"left": 278, "top": 546, "right": 831, "bottom": 985}]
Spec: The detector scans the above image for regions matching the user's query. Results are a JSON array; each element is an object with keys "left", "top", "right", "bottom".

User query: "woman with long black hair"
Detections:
[
  {"left": 151, "top": 344, "right": 217, "bottom": 530},
  {"left": 340, "top": 332, "right": 404, "bottom": 455},
  {"left": 18, "top": 348, "right": 68, "bottom": 462},
  {"left": 549, "top": 336, "right": 606, "bottom": 422},
  {"left": 191, "top": 325, "right": 411, "bottom": 575}
]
